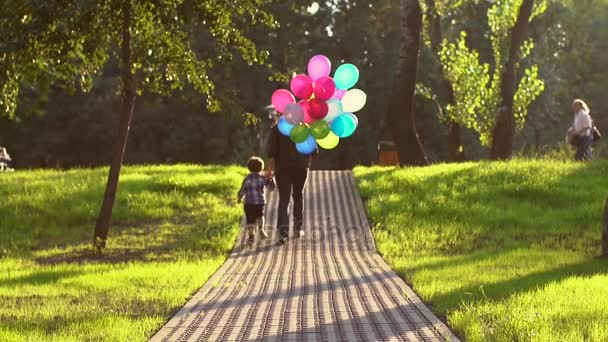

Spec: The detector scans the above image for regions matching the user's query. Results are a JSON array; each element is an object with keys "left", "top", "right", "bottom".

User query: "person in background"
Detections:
[
  {"left": 0, "top": 146, "right": 12, "bottom": 171},
  {"left": 567, "top": 99, "right": 594, "bottom": 161},
  {"left": 266, "top": 116, "right": 317, "bottom": 245},
  {"left": 237, "top": 157, "right": 275, "bottom": 244}
]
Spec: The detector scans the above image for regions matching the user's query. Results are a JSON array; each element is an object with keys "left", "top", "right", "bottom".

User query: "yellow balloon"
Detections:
[{"left": 317, "top": 131, "right": 340, "bottom": 149}]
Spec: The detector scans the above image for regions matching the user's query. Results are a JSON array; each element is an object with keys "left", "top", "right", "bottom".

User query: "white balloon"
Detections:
[
  {"left": 324, "top": 99, "right": 343, "bottom": 122},
  {"left": 341, "top": 89, "right": 367, "bottom": 113}
]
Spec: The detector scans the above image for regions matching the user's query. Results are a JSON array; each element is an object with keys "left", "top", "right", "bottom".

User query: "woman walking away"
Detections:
[
  {"left": 567, "top": 99, "right": 594, "bottom": 161},
  {"left": 266, "top": 118, "right": 316, "bottom": 245}
]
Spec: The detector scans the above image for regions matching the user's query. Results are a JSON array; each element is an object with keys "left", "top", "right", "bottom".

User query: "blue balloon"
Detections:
[
  {"left": 278, "top": 117, "right": 294, "bottom": 136},
  {"left": 330, "top": 113, "right": 357, "bottom": 138},
  {"left": 334, "top": 63, "right": 359, "bottom": 90},
  {"left": 296, "top": 135, "right": 317, "bottom": 155}
]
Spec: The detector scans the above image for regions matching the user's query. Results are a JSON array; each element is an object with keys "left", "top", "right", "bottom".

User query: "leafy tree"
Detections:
[
  {"left": 1, "top": 0, "right": 276, "bottom": 249},
  {"left": 430, "top": 0, "right": 546, "bottom": 158},
  {"left": 490, "top": 0, "right": 546, "bottom": 159},
  {"left": 521, "top": 0, "right": 608, "bottom": 156},
  {"left": 4, "top": 0, "right": 605, "bottom": 169},
  {"left": 420, "top": 0, "right": 467, "bottom": 161}
]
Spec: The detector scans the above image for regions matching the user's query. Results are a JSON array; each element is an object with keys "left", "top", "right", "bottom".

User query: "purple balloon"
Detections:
[
  {"left": 307, "top": 55, "right": 331, "bottom": 82},
  {"left": 271, "top": 89, "right": 295, "bottom": 113},
  {"left": 313, "top": 76, "right": 336, "bottom": 101},
  {"left": 290, "top": 74, "right": 314, "bottom": 99},
  {"left": 283, "top": 103, "right": 305, "bottom": 124},
  {"left": 333, "top": 89, "right": 347, "bottom": 100}
]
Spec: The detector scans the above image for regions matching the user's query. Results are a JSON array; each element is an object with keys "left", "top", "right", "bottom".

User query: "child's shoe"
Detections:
[{"left": 278, "top": 235, "right": 288, "bottom": 245}]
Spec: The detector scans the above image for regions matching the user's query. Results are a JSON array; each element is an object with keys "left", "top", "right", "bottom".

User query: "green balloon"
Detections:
[
  {"left": 317, "top": 131, "right": 340, "bottom": 150},
  {"left": 290, "top": 124, "right": 311, "bottom": 143},
  {"left": 310, "top": 120, "right": 330, "bottom": 140}
]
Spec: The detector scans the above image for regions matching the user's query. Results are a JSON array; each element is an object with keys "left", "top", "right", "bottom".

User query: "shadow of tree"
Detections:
[
  {"left": 0, "top": 269, "right": 85, "bottom": 287},
  {"left": 412, "top": 253, "right": 608, "bottom": 311}
]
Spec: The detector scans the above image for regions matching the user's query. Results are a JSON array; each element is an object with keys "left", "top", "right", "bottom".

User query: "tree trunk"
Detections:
[
  {"left": 447, "top": 120, "right": 464, "bottom": 162},
  {"left": 534, "top": 126, "right": 542, "bottom": 154},
  {"left": 386, "top": 0, "right": 428, "bottom": 166},
  {"left": 94, "top": 0, "right": 136, "bottom": 250},
  {"left": 603, "top": 196, "right": 608, "bottom": 256},
  {"left": 425, "top": 0, "right": 465, "bottom": 162},
  {"left": 490, "top": 0, "right": 534, "bottom": 160}
]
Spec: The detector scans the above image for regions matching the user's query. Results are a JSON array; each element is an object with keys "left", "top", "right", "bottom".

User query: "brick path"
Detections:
[{"left": 151, "top": 171, "right": 459, "bottom": 341}]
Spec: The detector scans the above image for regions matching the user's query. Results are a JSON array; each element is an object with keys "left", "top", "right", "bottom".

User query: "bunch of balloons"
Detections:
[{"left": 270, "top": 55, "right": 367, "bottom": 155}]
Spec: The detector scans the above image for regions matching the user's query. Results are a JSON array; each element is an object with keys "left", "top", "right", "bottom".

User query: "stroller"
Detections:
[{"left": 0, "top": 147, "right": 13, "bottom": 172}]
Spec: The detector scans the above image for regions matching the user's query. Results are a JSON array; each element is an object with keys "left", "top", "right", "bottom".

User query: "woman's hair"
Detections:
[
  {"left": 270, "top": 113, "right": 280, "bottom": 127},
  {"left": 572, "top": 99, "right": 590, "bottom": 113},
  {"left": 247, "top": 157, "right": 264, "bottom": 172}
]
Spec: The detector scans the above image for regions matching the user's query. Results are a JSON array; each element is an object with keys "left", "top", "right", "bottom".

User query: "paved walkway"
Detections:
[{"left": 151, "top": 171, "right": 459, "bottom": 341}]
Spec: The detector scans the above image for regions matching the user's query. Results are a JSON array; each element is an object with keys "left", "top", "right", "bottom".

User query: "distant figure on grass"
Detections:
[
  {"left": 0, "top": 146, "right": 13, "bottom": 171},
  {"left": 237, "top": 157, "right": 276, "bottom": 244},
  {"left": 566, "top": 99, "right": 597, "bottom": 161},
  {"left": 267, "top": 116, "right": 317, "bottom": 245}
]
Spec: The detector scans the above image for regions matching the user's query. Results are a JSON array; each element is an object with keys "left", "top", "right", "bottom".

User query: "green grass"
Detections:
[
  {"left": 0, "top": 165, "right": 247, "bottom": 341},
  {"left": 354, "top": 160, "right": 608, "bottom": 342}
]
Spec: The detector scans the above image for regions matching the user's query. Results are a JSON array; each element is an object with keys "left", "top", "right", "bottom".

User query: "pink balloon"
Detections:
[
  {"left": 313, "top": 76, "right": 336, "bottom": 101},
  {"left": 271, "top": 89, "right": 295, "bottom": 113},
  {"left": 307, "top": 55, "right": 331, "bottom": 82},
  {"left": 290, "top": 74, "right": 314, "bottom": 99},
  {"left": 299, "top": 100, "right": 314, "bottom": 124},
  {"left": 333, "top": 89, "right": 347, "bottom": 100},
  {"left": 308, "top": 98, "right": 329, "bottom": 120}
]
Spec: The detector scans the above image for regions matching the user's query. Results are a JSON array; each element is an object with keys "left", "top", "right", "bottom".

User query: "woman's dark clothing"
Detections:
[
  {"left": 275, "top": 168, "right": 308, "bottom": 236},
  {"left": 574, "top": 135, "right": 593, "bottom": 161},
  {"left": 267, "top": 125, "right": 314, "bottom": 237},
  {"left": 267, "top": 125, "right": 313, "bottom": 169}
]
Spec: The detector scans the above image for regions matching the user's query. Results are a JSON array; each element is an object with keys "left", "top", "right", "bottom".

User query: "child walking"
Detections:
[{"left": 237, "top": 157, "right": 275, "bottom": 243}]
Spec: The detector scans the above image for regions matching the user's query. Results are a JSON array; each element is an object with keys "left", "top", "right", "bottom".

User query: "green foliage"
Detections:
[
  {"left": 439, "top": 32, "right": 491, "bottom": 141},
  {"left": 518, "top": 0, "right": 608, "bottom": 156},
  {"left": 487, "top": 0, "right": 547, "bottom": 61},
  {"left": 0, "top": 165, "right": 247, "bottom": 340},
  {"left": 514, "top": 64, "right": 544, "bottom": 130},
  {"left": 355, "top": 160, "right": 608, "bottom": 341},
  {"left": 0, "top": 0, "right": 277, "bottom": 118},
  {"left": 0, "top": 2, "right": 114, "bottom": 117},
  {"left": 485, "top": 0, "right": 546, "bottom": 140},
  {"left": 4, "top": 0, "right": 404, "bottom": 168},
  {"left": 414, "top": 82, "right": 444, "bottom": 120},
  {"left": 433, "top": 0, "right": 546, "bottom": 146},
  {"left": 2, "top": 0, "right": 607, "bottom": 165},
  {"left": 419, "top": 0, "right": 471, "bottom": 47}
]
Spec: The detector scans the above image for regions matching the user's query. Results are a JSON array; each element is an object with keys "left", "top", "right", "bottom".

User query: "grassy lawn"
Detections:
[
  {"left": 355, "top": 160, "right": 608, "bottom": 342},
  {"left": 0, "top": 165, "right": 246, "bottom": 341}
]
